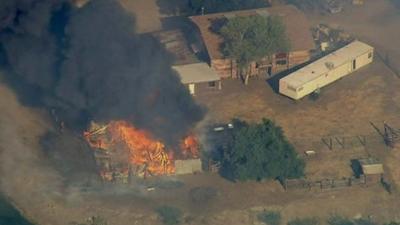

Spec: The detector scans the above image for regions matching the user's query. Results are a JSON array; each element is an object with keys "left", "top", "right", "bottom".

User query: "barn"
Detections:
[
  {"left": 189, "top": 5, "right": 315, "bottom": 79},
  {"left": 279, "top": 41, "right": 374, "bottom": 100}
]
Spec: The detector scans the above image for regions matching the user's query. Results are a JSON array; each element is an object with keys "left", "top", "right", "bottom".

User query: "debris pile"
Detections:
[{"left": 84, "top": 121, "right": 200, "bottom": 182}]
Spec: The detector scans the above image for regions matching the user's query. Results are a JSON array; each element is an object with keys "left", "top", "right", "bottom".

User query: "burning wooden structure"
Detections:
[{"left": 84, "top": 121, "right": 200, "bottom": 182}]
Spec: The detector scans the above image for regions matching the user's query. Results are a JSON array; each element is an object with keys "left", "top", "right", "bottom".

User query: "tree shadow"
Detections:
[{"left": 156, "top": 0, "right": 189, "bottom": 17}]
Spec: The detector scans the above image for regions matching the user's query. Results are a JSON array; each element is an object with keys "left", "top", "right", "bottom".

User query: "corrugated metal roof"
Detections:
[
  {"left": 280, "top": 41, "right": 374, "bottom": 88},
  {"left": 172, "top": 63, "right": 220, "bottom": 84}
]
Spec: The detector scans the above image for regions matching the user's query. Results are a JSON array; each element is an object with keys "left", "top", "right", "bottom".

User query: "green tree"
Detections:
[
  {"left": 188, "top": 0, "right": 269, "bottom": 15},
  {"left": 221, "top": 119, "right": 304, "bottom": 181},
  {"left": 220, "top": 15, "right": 290, "bottom": 84}
]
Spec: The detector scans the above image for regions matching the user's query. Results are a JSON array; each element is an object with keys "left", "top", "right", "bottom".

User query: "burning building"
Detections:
[
  {"left": 84, "top": 121, "right": 201, "bottom": 182},
  {"left": 0, "top": 0, "right": 204, "bottom": 183}
]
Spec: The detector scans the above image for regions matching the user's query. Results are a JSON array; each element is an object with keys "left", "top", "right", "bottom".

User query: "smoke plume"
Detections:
[{"left": 0, "top": 0, "right": 204, "bottom": 145}]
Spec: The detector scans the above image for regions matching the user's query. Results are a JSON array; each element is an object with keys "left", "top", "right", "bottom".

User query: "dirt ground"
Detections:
[{"left": 1, "top": 1, "right": 400, "bottom": 225}]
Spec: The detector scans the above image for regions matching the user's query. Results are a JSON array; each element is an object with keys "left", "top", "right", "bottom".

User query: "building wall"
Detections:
[
  {"left": 184, "top": 80, "right": 221, "bottom": 96},
  {"left": 175, "top": 159, "right": 202, "bottom": 175},
  {"left": 280, "top": 49, "right": 374, "bottom": 100},
  {"left": 210, "top": 50, "right": 311, "bottom": 79}
]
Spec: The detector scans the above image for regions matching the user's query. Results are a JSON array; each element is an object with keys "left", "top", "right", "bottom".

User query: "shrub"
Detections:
[
  {"left": 69, "top": 216, "right": 107, "bottom": 225},
  {"left": 328, "top": 215, "right": 354, "bottom": 225},
  {"left": 354, "top": 218, "right": 378, "bottom": 225},
  {"left": 258, "top": 210, "right": 281, "bottom": 225},
  {"left": 156, "top": 205, "right": 183, "bottom": 225},
  {"left": 288, "top": 218, "right": 319, "bottom": 225}
]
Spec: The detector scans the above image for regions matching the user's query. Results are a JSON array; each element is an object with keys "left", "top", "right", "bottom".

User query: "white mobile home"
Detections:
[{"left": 279, "top": 41, "right": 374, "bottom": 100}]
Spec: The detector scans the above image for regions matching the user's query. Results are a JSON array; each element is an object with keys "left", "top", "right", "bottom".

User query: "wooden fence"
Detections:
[{"left": 282, "top": 175, "right": 376, "bottom": 191}]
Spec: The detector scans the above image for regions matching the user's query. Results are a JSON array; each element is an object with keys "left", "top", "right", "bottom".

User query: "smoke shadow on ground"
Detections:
[{"left": 40, "top": 130, "right": 100, "bottom": 186}]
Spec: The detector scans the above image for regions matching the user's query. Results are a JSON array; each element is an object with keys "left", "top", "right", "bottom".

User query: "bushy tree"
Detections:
[
  {"left": 188, "top": 0, "right": 269, "bottom": 15},
  {"left": 221, "top": 119, "right": 304, "bottom": 181},
  {"left": 220, "top": 15, "right": 290, "bottom": 84}
]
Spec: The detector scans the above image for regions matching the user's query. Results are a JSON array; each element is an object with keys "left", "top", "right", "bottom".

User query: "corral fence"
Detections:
[
  {"left": 291, "top": 122, "right": 399, "bottom": 154},
  {"left": 282, "top": 175, "right": 378, "bottom": 191}
]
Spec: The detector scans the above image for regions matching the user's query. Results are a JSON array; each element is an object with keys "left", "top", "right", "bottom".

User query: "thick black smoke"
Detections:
[{"left": 0, "top": 0, "right": 204, "bottom": 145}]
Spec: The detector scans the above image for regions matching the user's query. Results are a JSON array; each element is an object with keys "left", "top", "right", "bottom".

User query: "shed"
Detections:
[
  {"left": 279, "top": 41, "right": 374, "bottom": 100},
  {"left": 175, "top": 159, "right": 202, "bottom": 175},
  {"left": 358, "top": 158, "right": 384, "bottom": 184},
  {"left": 173, "top": 63, "right": 221, "bottom": 95},
  {"left": 359, "top": 158, "right": 384, "bottom": 175}
]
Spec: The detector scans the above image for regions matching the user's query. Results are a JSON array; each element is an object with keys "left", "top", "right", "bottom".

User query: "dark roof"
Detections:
[
  {"left": 190, "top": 5, "right": 315, "bottom": 60},
  {"left": 152, "top": 29, "right": 199, "bottom": 65}
]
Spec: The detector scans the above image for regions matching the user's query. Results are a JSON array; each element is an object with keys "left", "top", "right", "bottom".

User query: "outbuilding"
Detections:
[
  {"left": 279, "top": 41, "right": 374, "bottom": 100},
  {"left": 173, "top": 63, "right": 221, "bottom": 96},
  {"left": 190, "top": 5, "right": 315, "bottom": 79},
  {"left": 358, "top": 158, "right": 384, "bottom": 184}
]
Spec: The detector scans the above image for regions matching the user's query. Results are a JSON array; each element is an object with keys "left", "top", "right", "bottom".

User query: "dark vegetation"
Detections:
[
  {"left": 327, "top": 215, "right": 390, "bottom": 225},
  {"left": 288, "top": 218, "right": 319, "bottom": 225},
  {"left": 188, "top": 0, "right": 269, "bottom": 15},
  {"left": 219, "top": 15, "right": 290, "bottom": 84},
  {"left": 156, "top": 206, "right": 183, "bottom": 225},
  {"left": 287, "top": 216, "right": 399, "bottom": 225},
  {"left": 258, "top": 210, "right": 282, "bottom": 225},
  {"left": 219, "top": 119, "right": 305, "bottom": 181}
]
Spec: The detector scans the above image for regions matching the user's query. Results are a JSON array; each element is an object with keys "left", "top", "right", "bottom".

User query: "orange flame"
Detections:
[
  {"left": 84, "top": 120, "right": 199, "bottom": 177},
  {"left": 181, "top": 135, "right": 200, "bottom": 159}
]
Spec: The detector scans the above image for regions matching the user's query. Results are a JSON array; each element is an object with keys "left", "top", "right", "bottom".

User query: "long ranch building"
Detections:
[
  {"left": 279, "top": 41, "right": 374, "bottom": 100},
  {"left": 190, "top": 5, "right": 315, "bottom": 79}
]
